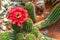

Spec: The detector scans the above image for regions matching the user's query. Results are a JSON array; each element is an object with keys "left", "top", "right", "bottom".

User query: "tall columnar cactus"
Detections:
[
  {"left": 25, "top": 2, "right": 36, "bottom": 21},
  {"left": 16, "top": 33, "right": 24, "bottom": 40},
  {"left": 34, "top": 3, "right": 60, "bottom": 29},
  {"left": 48, "top": 3, "right": 60, "bottom": 24},
  {"left": 26, "top": 34, "right": 35, "bottom": 40},
  {"left": 31, "top": 27, "right": 39, "bottom": 37},
  {"left": 23, "top": 19, "right": 33, "bottom": 32},
  {"left": 40, "top": 3, "right": 60, "bottom": 28},
  {"left": 0, "top": 32, "right": 15, "bottom": 40}
]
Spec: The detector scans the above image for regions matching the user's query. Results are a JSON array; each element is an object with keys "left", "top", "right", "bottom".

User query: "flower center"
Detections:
[{"left": 15, "top": 12, "right": 22, "bottom": 18}]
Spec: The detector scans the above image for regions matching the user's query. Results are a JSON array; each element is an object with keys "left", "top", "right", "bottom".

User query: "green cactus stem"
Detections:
[
  {"left": 23, "top": 19, "right": 33, "bottom": 32},
  {"left": 33, "top": 3, "right": 60, "bottom": 29},
  {"left": 12, "top": 24, "right": 22, "bottom": 33},
  {"left": 31, "top": 27, "right": 39, "bottom": 37},
  {"left": 16, "top": 33, "right": 24, "bottom": 40},
  {"left": 0, "top": 32, "right": 15, "bottom": 40},
  {"left": 26, "top": 34, "right": 35, "bottom": 40},
  {"left": 38, "top": 33, "right": 55, "bottom": 40},
  {"left": 25, "top": 2, "right": 36, "bottom": 21},
  {"left": 48, "top": 3, "right": 60, "bottom": 24}
]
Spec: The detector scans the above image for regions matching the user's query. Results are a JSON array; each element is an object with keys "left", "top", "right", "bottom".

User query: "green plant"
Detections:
[
  {"left": 26, "top": 34, "right": 35, "bottom": 40},
  {"left": 38, "top": 33, "right": 53, "bottom": 40},
  {"left": 23, "top": 19, "right": 33, "bottom": 32},
  {"left": 33, "top": 3, "right": 60, "bottom": 29},
  {"left": 31, "top": 27, "right": 39, "bottom": 37},
  {"left": 0, "top": 32, "right": 15, "bottom": 40},
  {"left": 16, "top": 33, "right": 24, "bottom": 40},
  {"left": 12, "top": 24, "right": 21, "bottom": 33},
  {"left": 25, "top": 2, "right": 36, "bottom": 21},
  {"left": 48, "top": 3, "right": 60, "bottom": 24}
]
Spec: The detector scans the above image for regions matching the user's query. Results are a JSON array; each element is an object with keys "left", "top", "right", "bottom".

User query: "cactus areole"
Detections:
[{"left": 8, "top": 7, "right": 29, "bottom": 26}]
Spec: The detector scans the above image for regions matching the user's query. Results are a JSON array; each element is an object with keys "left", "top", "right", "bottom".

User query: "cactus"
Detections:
[
  {"left": 33, "top": 3, "right": 60, "bottom": 29},
  {"left": 40, "top": 3, "right": 60, "bottom": 28},
  {"left": 25, "top": 2, "right": 36, "bottom": 21},
  {"left": 0, "top": 32, "right": 15, "bottom": 40},
  {"left": 31, "top": 27, "right": 39, "bottom": 37},
  {"left": 23, "top": 19, "right": 33, "bottom": 32},
  {"left": 38, "top": 33, "right": 54, "bottom": 40},
  {"left": 12, "top": 24, "right": 21, "bottom": 33},
  {"left": 40, "top": 19, "right": 50, "bottom": 28},
  {"left": 16, "top": 33, "right": 24, "bottom": 40},
  {"left": 26, "top": 34, "right": 35, "bottom": 40},
  {"left": 48, "top": 3, "right": 60, "bottom": 24}
]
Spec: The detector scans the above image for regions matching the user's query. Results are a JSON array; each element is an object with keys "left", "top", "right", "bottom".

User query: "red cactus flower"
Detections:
[{"left": 8, "top": 7, "right": 29, "bottom": 26}]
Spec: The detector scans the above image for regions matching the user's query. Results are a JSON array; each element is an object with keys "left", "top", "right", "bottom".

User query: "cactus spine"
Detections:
[{"left": 25, "top": 2, "right": 36, "bottom": 21}]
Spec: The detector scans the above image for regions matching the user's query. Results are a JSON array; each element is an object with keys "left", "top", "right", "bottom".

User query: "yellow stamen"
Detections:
[{"left": 15, "top": 12, "right": 22, "bottom": 18}]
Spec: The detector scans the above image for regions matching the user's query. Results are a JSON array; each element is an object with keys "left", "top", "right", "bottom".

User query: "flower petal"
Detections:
[
  {"left": 17, "top": 22, "right": 20, "bottom": 26},
  {"left": 12, "top": 19, "right": 18, "bottom": 24}
]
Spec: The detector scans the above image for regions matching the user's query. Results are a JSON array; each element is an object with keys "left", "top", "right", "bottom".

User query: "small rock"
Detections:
[
  {"left": 3, "top": 4, "right": 8, "bottom": 8},
  {"left": 1, "top": 25, "right": 7, "bottom": 31},
  {"left": 3, "top": 18, "right": 8, "bottom": 22},
  {"left": 44, "top": 12, "right": 50, "bottom": 19},
  {"left": 36, "top": 0, "right": 45, "bottom": 10},
  {"left": 43, "top": 29, "right": 49, "bottom": 35}
]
